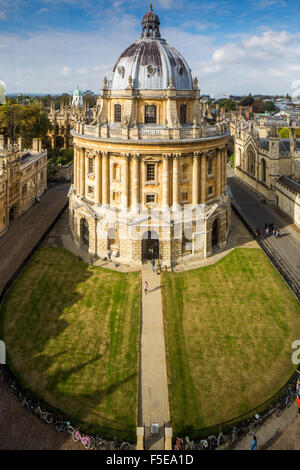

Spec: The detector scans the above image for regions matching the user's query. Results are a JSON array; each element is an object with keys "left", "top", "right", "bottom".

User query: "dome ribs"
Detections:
[{"left": 138, "top": 42, "right": 162, "bottom": 75}]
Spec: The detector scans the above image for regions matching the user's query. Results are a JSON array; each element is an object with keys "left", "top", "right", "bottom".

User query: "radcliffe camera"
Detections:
[{"left": 1, "top": 0, "right": 300, "bottom": 457}]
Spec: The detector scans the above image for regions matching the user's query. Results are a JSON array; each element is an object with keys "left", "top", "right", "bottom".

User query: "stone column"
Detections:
[
  {"left": 132, "top": 154, "right": 140, "bottom": 209},
  {"left": 200, "top": 152, "right": 207, "bottom": 203},
  {"left": 172, "top": 154, "right": 180, "bottom": 207},
  {"left": 79, "top": 147, "right": 86, "bottom": 198},
  {"left": 85, "top": 153, "right": 89, "bottom": 199},
  {"left": 95, "top": 152, "right": 102, "bottom": 205},
  {"left": 192, "top": 152, "right": 200, "bottom": 205},
  {"left": 223, "top": 148, "right": 227, "bottom": 192},
  {"left": 76, "top": 147, "right": 81, "bottom": 195},
  {"left": 216, "top": 149, "right": 222, "bottom": 197},
  {"left": 102, "top": 152, "right": 110, "bottom": 206},
  {"left": 162, "top": 154, "right": 170, "bottom": 208},
  {"left": 74, "top": 147, "right": 77, "bottom": 190},
  {"left": 122, "top": 153, "right": 129, "bottom": 210}
]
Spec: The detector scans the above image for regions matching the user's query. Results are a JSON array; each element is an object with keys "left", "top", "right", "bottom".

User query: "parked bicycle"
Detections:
[
  {"left": 34, "top": 402, "right": 54, "bottom": 424},
  {"left": 72, "top": 428, "right": 95, "bottom": 449}
]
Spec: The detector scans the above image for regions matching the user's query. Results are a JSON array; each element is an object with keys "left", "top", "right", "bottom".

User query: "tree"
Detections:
[
  {"left": 264, "top": 101, "right": 277, "bottom": 112},
  {"left": 0, "top": 102, "right": 51, "bottom": 148},
  {"left": 0, "top": 104, "right": 22, "bottom": 145},
  {"left": 217, "top": 99, "right": 237, "bottom": 112},
  {"left": 239, "top": 96, "right": 255, "bottom": 107},
  {"left": 20, "top": 102, "right": 52, "bottom": 148},
  {"left": 252, "top": 99, "right": 264, "bottom": 113},
  {"left": 279, "top": 127, "right": 290, "bottom": 138}
]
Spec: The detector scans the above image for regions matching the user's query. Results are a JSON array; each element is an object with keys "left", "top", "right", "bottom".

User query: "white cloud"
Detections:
[{"left": 36, "top": 8, "right": 49, "bottom": 14}]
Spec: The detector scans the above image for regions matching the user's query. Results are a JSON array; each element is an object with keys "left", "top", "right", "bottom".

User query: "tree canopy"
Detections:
[{"left": 0, "top": 102, "right": 51, "bottom": 148}]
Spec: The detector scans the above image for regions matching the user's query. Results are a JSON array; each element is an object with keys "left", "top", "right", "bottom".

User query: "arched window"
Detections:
[
  {"left": 247, "top": 148, "right": 255, "bottom": 176},
  {"left": 180, "top": 105, "right": 187, "bottom": 124},
  {"left": 261, "top": 158, "right": 266, "bottom": 183},
  {"left": 145, "top": 105, "right": 157, "bottom": 124},
  {"left": 114, "top": 104, "right": 121, "bottom": 123},
  {"left": 81, "top": 219, "right": 89, "bottom": 248},
  {"left": 182, "top": 163, "right": 189, "bottom": 181},
  {"left": 112, "top": 163, "right": 121, "bottom": 181}
]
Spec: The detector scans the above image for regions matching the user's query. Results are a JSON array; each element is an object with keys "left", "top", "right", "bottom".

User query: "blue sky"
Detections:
[{"left": 1, "top": 0, "right": 300, "bottom": 95}]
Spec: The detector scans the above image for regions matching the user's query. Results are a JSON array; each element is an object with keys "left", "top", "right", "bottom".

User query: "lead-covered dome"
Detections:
[{"left": 110, "top": 4, "right": 193, "bottom": 91}]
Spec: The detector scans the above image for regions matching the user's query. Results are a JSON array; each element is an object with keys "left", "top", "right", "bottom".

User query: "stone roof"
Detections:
[
  {"left": 110, "top": 5, "right": 193, "bottom": 90},
  {"left": 277, "top": 175, "right": 300, "bottom": 194}
]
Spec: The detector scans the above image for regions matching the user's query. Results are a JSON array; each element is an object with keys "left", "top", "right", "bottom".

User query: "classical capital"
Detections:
[{"left": 162, "top": 153, "right": 171, "bottom": 159}]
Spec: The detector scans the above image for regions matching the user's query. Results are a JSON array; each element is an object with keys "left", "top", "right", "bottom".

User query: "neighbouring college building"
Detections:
[{"left": 69, "top": 4, "right": 230, "bottom": 267}]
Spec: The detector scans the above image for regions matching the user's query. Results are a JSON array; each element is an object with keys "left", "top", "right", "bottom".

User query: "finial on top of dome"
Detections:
[{"left": 141, "top": 2, "right": 161, "bottom": 38}]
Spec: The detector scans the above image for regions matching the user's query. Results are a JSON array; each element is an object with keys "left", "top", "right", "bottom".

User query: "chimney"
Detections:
[{"left": 32, "top": 138, "right": 42, "bottom": 153}]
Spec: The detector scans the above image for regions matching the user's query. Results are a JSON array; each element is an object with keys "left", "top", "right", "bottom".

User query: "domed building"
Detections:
[
  {"left": 69, "top": 4, "right": 230, "bottom": 267},
  {"left": 72, "top": 86, "right": 83, "bottom": 108}
]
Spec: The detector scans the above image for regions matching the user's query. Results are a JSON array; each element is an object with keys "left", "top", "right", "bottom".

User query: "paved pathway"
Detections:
[
  {"left": 140, "top": 263, "right": 170, "bottom": 450},
  {"left": 232, "top": 402, "right": 298, "bottom": 450},
  {"left": 228, "top": 176, "right": 300, "bottom": 283},
  {"left": 0, "top": 184, "right": 70, "bottom": 294}
]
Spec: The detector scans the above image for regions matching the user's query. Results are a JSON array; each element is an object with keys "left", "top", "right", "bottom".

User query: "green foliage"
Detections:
[
  {"left": 0, "top": 102, "right": 51, "bottom": 148},
  {"left": 252, "top": 99, "right": 264, "bottom": 113},
  {"left": 47, "top": 147, "right": 74, "bottom": 166},
  {"left": 230, "top": 154, "right": 235, "bottom": 169},
  {"left": 264, "top": 101, "right": 277, "bottom": 112},
  {"left": 217, "top": 99, "right": 237, "bottom": 112},
  {"left": 279, "top": 127, "right": 290, "bottom": 138},
  {"left": 239, "top": 96, "right": 255, "bottom": 107}
]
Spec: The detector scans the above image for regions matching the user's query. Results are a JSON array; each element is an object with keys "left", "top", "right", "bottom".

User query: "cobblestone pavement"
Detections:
[
  {"left": 0, "top": 183, "right": 70, "bottom": 294},
  {"left": 228, "top": 176, "right": 300, "bottom": 283},
  {"left": 0, "top": 373, "right": 81, "bottom": 450}
]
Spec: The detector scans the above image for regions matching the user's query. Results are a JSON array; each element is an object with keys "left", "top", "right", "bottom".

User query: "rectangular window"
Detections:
[
  {"left": 146, "top": 194, "right": 155, "bottom": 203},
  {"left": 208, "top": 158, "right": 213, "bottom": 176},
  {"left": 112, "top": 191, "right": 120, "bottom": 203},
  {"left": 146, "top": 163, "right": 155, "bottom": 182},
  {"left": 180, "top": 105, "right": 187, "bottom": 124},
  {"left": 88, "top": 158, "right": 94, "bottom": 175},
  {"left": 208, "top": 185, "right": 213, "bottom": 196},
  {"left": 114, "top": 104, "right": 121, "bottom": 123},
  {"left": 22, "top": 183, "right": 27, "bottom": 197},
  {"left": 181, "top": 192, "right": 189, "bottom": 203},
  {"left": 145, "top": 105, "right": 157, "bottom": 124},
  {"left": 88, "top": 186, "right": 94, "bottom": 197}
]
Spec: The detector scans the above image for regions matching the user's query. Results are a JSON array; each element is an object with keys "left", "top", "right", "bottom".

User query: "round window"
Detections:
[{"left": 147, "top": 65, "right": 155, "bottom": 75}]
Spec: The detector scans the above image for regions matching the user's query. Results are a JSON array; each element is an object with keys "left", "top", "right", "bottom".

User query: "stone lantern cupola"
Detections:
[{"left": 141, "top": 3, "right": 161, "bottom": 38}]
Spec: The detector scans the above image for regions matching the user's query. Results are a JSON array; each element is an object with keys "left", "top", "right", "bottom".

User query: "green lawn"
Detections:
[
  {"left": 0, "top": 247, "right": 140, "bottom": 438},
  {"left": 162, "top": 248, "right": 300, "bottom": 435}
]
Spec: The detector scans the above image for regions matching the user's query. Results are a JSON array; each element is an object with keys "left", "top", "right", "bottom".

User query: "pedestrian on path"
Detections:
[
  {"left": 151, "top": 259, "right": 155, "bottom": 272},
  {"left": 144, "top": 280, "right": 149, "bottom": 295},
  {"left": 296, "top": 393, "right": 300, "bottom": 415},
  {"left": 107, "top": 249, "right": 112, "bottom": 261},
  {"left": 250, "top": 434, "right": 257, "bottom": 450},
  {"left": 256, "top": 227, "right": 261, "bottom": 238}
]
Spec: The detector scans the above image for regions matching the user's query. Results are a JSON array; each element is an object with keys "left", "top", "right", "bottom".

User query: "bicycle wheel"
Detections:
[
  {"left": 55, "top": 421, "right": 63, "bottom": 432},
  {"left": 72, "top": 431, "right": 80, "bottom": 443},
  {"left": 45, "top": 413, "right": 53, "bottom": 424},
  {"left": 120, "top": 442, "right": 131, "bottom": 450}
]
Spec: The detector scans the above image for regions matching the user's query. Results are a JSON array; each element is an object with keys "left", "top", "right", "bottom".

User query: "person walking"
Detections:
[
  {"left": 107, "top": 249, "right": 112, "bottom": 261},
  {"left": 256, "top": 227, "right": 261, "bottom": 239},
  {"left": 250, "top": 434, "right": 257, "bottom": 450},
  {"left": 296, "top": 393, "right": 300, "bottom": 415},
  {"left": 144, "top": 280, "right": 149, "bottom": 295},
  {"left": 151, "top": 258, "right": 155, "bottom": 272}
]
